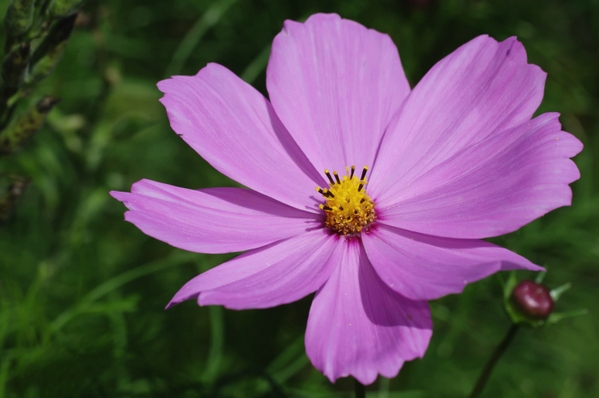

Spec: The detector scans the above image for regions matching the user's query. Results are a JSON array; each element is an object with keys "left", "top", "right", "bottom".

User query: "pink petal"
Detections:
[
  {"left": 378, "top": 113, "right": 582, "bottom": 238},
  {"left": 157, "top": 63, "right": 324, "bottom": 212},
  {"left": 267, "top": 13, "right": 410, "bottom": 175},
  {"left": 305, "top": 239, "right": 432, "bottom": 384},
  {"left": 362, "top": 224, "right": 542, "bottom": 301},
  {"left": 111, "top": 179, "right": 319, "bottom": 254},
  {"left": 167, "top": 229, "right": 338, "bottom": 310},
  {"left": 370, "top": 35, "right": 547, "bottom": 204}
]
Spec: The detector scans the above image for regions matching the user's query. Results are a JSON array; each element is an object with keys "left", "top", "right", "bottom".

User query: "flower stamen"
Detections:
[
  {"left": 325, "top": 170, "right": 335, "bottom": 185},
  {"left": 316, "top": 165, "right": 376, "bottom": 236}
]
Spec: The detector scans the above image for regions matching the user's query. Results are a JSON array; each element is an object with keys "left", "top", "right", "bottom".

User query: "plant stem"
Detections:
[
  {"left": 468, "top": 324, "right": 519, "bottom": 398},
  {"left": 354, "top": 378, "right": 365, "bottom": 398}
]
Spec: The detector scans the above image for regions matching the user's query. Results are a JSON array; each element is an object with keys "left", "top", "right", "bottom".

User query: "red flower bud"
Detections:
[{"left": 511, "top": 280, "right": 554, "bottom": 320}]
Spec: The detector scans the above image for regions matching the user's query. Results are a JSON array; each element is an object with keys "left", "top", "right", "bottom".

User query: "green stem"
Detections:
[
  {"left": 468, "top": 324, "right": 519, "bottom": 398},
  {"left": 354, "top": 378, "right": 365, "bottom": 398}
]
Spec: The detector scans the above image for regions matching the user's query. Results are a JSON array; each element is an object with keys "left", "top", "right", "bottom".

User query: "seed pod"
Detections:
[
  {"left": 50, "top": 0, "right": 85, "bottom": 18},
  {"left": 1, "top": 42, "right": 31, "bottom": 90},
  {"left": 0, "top": 96, "right": 60, "bottom": 155},
  {"left": 0, "top": 42, "right": 30, "bottom": 120},
  {"left": 3, "top": 0, "right": 36, "bottom": 39},
  {"left": 28, "top": 13, "right": 77, "bottom": 83}
]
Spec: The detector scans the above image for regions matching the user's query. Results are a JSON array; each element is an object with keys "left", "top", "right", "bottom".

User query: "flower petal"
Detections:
[
  {"left": 305, "top": 239, "right": 432, "bottom": 384},
  {"left": 166, "top": 229, "right": 338, "bottom": 310},
  {"left": 267, "top": 13, "right": 410, "bottom": 174},
  {"left": 111, "top": 179, "right": 319, "bottom": 254},
  {"left": 378, "top": 113, "right": 582, "bottom": 238},
  {"left": 362, "top": 224, "right": 542, "bottom": 301},
  {"left": 371, "top": 35, "right": 547, "bottom": 204},
  {"left": 157, "top": 63, "right": 324, "bottom": 212}
]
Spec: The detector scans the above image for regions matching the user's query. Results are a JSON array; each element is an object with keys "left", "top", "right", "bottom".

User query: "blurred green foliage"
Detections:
[{"left": 1, "top": 0, "right": 598, "bottom": 397}]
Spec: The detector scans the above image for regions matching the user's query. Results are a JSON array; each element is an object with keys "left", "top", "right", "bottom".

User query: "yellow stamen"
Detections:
[{"left": 317, "top": 166, "right": 376, "bottom": 235}]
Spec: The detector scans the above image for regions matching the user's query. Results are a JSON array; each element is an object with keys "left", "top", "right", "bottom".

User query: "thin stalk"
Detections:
[{"left": 468, "top": 324, "right": 520, "bottom": 398}]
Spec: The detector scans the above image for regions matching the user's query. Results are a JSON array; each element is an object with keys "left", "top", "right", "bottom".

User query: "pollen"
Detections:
[{"left": 317, "top": 166, "right": 376, "bottom": 236}]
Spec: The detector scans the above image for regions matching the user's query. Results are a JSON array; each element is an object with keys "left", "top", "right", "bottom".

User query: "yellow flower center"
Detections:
[{"left": 317, "top": 166, "right": 376, "bottom": 236}]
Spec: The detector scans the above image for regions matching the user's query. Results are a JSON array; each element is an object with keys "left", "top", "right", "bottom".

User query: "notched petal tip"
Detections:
[
  {"left": 269, "top": 11, "right": 410, "bottom": 177},
  {"left": 109, "top": 190, "right": 128, "bottom": 202},
  {"left": 371, "top": 31, "right": 548, "bottom": 206},
  {"left": 471, "top": 34, "right": 535, "bottom": 67},
  {"left": 363, "top": 225, "right": 542, "bottom": 301},
  {"left": 155, "top": 59, "right": 323, "bottom": 210},
  {"left": 558, "top": 131, "right": 584, "bottom": 159},
  {"left": 305, "top": 243, "right": 432, "bottom": 385},
  {"left": 378, "top": 109, "right": 583, "bottom": 239},
  {"left": 157, "top": 64, "right": 217, "bottom": 92},
  {"left": 284, "top": 13, "right": 341, "bottom": 30}
]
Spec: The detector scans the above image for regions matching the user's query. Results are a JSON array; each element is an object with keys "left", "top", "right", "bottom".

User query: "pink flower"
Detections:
[{"left": 111, "top": 14, "right": 582, "bottom": 384}]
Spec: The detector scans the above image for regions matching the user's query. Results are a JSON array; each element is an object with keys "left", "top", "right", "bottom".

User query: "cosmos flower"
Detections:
[{"left": 111, "top": 13, "right": 582, "bottom": 384}]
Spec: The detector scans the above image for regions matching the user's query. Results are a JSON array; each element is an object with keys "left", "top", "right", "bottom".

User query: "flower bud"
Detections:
[{"left": 510, "top": 280, "right": 554, "bottom": 320}]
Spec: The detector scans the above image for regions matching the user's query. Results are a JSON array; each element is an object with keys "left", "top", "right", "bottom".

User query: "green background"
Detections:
[{"left": 1, "top": 0, "right": 598, "bottom": 397}]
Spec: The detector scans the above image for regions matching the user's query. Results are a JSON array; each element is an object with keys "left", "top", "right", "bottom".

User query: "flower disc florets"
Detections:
[{"left": 317, "top": 166, "right": 376, "bottom": 235}]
